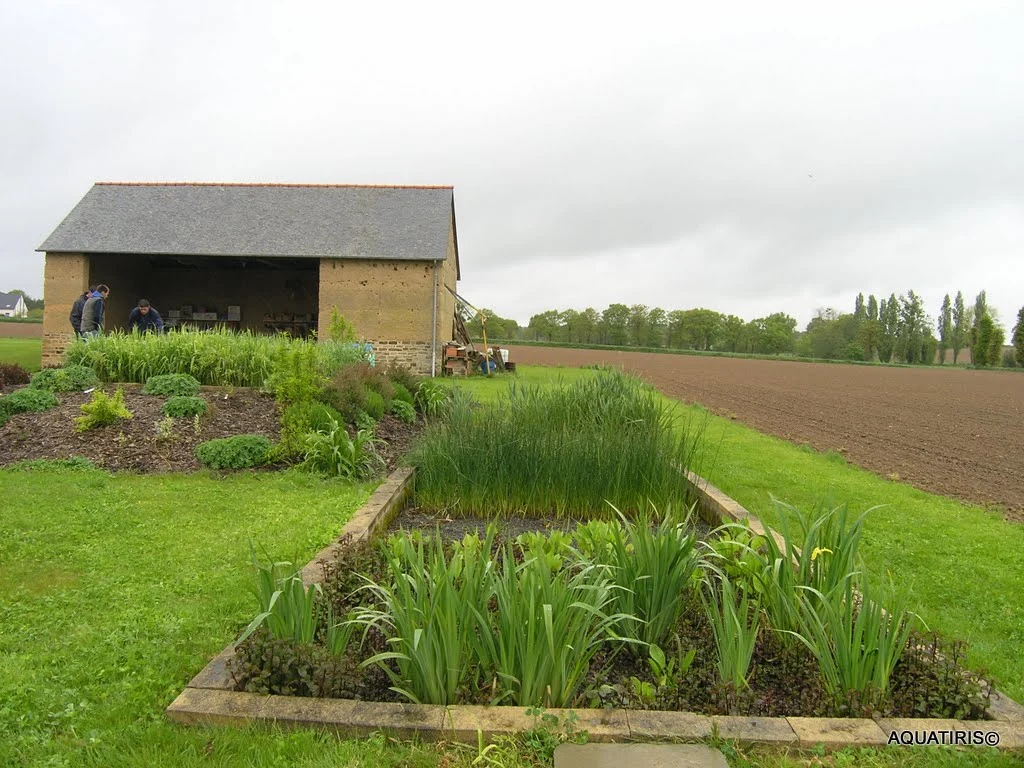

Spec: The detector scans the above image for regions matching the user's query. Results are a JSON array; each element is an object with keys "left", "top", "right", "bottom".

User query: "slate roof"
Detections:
[
  {"left": 37, "top": 183, "right": 459, "bottom": 276},
  {"left": 0, "top": 291, "right": 22, "bottom": 310}
]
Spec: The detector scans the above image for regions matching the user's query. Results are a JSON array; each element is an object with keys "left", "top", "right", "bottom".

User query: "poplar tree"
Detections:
[
  {"left": 938, "top": 294, "right": 952, "bottom": 365},
  {"left": 952, "top": 291, "right": 966, "bottom": 364}
]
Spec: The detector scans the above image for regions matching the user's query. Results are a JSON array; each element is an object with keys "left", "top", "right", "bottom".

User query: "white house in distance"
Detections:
[{"left": 0, "top": 291, "right": 28, "bottom": 318}]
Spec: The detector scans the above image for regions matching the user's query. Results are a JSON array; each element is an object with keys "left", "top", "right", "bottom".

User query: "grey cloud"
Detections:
[{"left": 1, "top": 1, "right": 1021, "bottom": 331}]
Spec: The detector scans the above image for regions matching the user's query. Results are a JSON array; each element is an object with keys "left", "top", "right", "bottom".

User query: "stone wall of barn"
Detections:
[
  {"left": 317, "top": 215, "right": 460, "bottom": 376},
  {"left": 41, "top": 252, "right": 89, "bottom": 367}
]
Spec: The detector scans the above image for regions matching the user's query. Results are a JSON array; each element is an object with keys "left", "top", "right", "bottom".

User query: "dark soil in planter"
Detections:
[
  {"left": 392, "top": 507, "right": 717, "bottom": 542},
  {"left": 230, "top": 537, "right": 994, "bottom": 720}
]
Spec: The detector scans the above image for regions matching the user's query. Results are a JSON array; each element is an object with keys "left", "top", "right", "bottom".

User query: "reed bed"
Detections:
[{"left": 410, "top": 370, "right": 704, "bottom": 518}]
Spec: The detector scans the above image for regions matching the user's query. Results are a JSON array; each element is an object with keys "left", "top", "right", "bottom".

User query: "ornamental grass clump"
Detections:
[
  {"left": 237, "top": 553, "right": 322, "bottom": 646},
  {"left": 700, "top": 570, "right": 760, "bottom": 692},
  {"left": 63, "top": 327, "right": 367, "bottom": 387},
  {"left": 301, "top": 418, "right": 385, "bottom": 480},
  {"left": 751, "top": 500, "right": 870, "bottom": 644},
  {"left": 410, "top": 370, "right": 703, "bottom": 518}
]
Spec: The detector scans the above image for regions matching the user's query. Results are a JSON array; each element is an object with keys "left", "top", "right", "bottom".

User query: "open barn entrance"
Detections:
[{"left": 88, "top": 254, "right": 320, "bottom": 337}]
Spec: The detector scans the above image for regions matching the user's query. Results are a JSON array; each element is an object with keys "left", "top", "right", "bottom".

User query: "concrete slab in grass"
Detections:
[
  {"left": 708, "top": 716, "right": 797, "bottom": 744},
  {"left": 626, "top": 710, "right": 713, "bottom": 741},
  {"left": 555, "top": 743, "right": 728, "bottom": 768},
  {"left": 787, "top": 717, "right": 888, "bottom": 748},
  {"left": 165, "top": 688, "right": 265, "bottom": 726}
]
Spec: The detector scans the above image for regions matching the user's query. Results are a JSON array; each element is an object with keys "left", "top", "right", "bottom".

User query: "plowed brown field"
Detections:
[{"left": 508, "top": 346, "right": 1024, "bottom": 518}]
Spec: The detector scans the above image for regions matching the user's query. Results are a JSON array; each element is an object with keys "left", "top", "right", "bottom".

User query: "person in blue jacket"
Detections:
[{"left": 128, "top": 299, "right": 164, "bottom": 334}]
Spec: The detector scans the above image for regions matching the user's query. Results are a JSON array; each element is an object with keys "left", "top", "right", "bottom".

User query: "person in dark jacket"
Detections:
[
  {"left": 69, "top": 286, "right": 96, "bottom": 336},
  {"left": 80, "top": 284, "right": 110, "bottom": 338},
  {"left": 128, "top": 299, "right": 164, "bottom": 334}
]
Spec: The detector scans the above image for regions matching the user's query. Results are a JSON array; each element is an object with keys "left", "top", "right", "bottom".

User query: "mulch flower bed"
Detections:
[
  {"left": 0, "top": 385, "right": 278, "bottom": 473},
  {"left": 0, "top": 385, "right": 422, "bottom": 475}
]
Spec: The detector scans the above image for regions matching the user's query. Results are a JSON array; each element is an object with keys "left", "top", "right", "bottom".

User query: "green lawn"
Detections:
[
  {"left": 0, "top": 394, "right": 1019, "bottom": 766},
  {"left": 457, "top": 367, "right": 1024, "bottom": 702},
  {"left": 0, "top": 337, "right": 41, "bottom": 372}
]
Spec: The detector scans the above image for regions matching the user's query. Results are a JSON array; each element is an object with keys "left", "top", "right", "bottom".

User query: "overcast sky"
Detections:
[{"left": 1, "top": 1, "right": 1021, "bottom": 329}]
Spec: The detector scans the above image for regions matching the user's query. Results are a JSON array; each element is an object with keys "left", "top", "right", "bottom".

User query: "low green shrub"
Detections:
[
  {"left": 142, "top": 373, "right": 201, "bottom": 397},
  {"left": 75, "top": 388, "right": 133, "bottom": 432},
  {"left": 162, "top": 395, "right": 208, "bottom": 418},
  {"left": 390, "top": 382, "right": 414, "bottom": 406},
  {"left": 384, "top": 363, "right": 422, "bottom": 396},
  {"left": 321, "top": 373, "right": 367, "bottom": 423},
  {"left": 275, "top": 400, "right": 345, "bottom": 461},
  {"left": 29, "top": 365, "right": 99, "bottom": 393},
  {"left": 0, "top": 363, "right": 31, "bottom": 388},
  {"left": 390, "top": 399, "right": 415, "bottom": 424},
  {"left": 4, "top": 456, "right": 97, "bottom": 472},
  {"left": 0, "top": 387, "right": 59, "bottom": 426},
  {"left": 364, "top": 390, "right": 386, "bottom": 421},
  {"left": 196, "top": 435, "right": 272, "bottom": 469},
  {"left": 323, "top": 363, "right": 393, "bottom": 422},
  {"left": 301, "top": 418, "right": 385, "bottom": 479},
  {"left": 265, "top": 342, "right": 326, "bottom": 404}
]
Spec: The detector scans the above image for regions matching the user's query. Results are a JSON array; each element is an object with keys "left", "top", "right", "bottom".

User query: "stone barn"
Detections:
[{"left": 36, "top": 182, "right": 461, "bottom": 374}]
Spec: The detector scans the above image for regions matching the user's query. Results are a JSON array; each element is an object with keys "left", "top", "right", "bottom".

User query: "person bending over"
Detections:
[{"left": 128, "top": 299, "right": 164, "bottom": 334}]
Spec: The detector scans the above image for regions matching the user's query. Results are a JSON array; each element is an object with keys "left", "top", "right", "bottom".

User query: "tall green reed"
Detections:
[
  {"left": 411, "top": 370, "right": 706, "bottom": 518},
  {"left": 793, "top": 577, "right": 917, "bottom": 711},
  {"left": 700, "top": 569, "right": 760, "bottom": 691},
  {"left": 487, "top": 542, "right": 630, "bottom": 707},
  {"left": 357, "top": 529, "right": 497, "bottom": 705},
  {"left": 590, "top": 505, "right": 701, "bottom": 654},
  {"left": 236, "top": 549, "right": 321, "bottom": 646}
]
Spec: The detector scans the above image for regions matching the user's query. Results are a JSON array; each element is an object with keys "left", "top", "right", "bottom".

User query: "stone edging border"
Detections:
[{"left": 166, "top": 466, "right": 1024, "bottom": 750}]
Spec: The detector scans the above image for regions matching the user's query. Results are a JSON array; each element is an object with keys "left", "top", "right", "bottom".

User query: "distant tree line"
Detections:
[{"left": 472, "top": 290, "right": 1024, "bottom": 369}]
